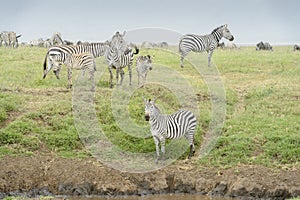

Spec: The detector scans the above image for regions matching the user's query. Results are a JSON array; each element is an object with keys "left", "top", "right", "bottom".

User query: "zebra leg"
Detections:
[
  {"left": 119, "top": 69, "right": 125, "bottom": 86},
  {"left": 128, "top": 64, "right": 132, "bottom": 86},
  {"left": 186, "top": 133, "right": 195, "bottom": 159},
  {"left": 180, "top": 50, "right": 189, "bottom": 68},
  {"left": 180, "top": 56, "right": 185, "bottom": 68},
  {"left": 53, "top": 63, "right": 62, "bottom": 79},
  {"left": 153, "top": 136, "right": 161, "bottom": 164},
  {"left": 208, "top": 50, "right": 213, "bottom": 67},
  {"left": 116, "top": 68, "right": 120, "bottom": 85},
  {"left": 67, "top": 66, "right": 72, "bottom": 89},
  {"left": 189, "top": 143, "right": 195, "bottom": 159},
  {"left": 54, "top": 67, "right": 61, "bottom": 79},
  {"left": 108, "top": 65, "right": 113, "bottom": 88},
  {"left": 89, "top": 70, "right": 95, "bottom": 92},
  {"left": 137, "top": 73, "right": 140, "bottom": 87},
  {"left": 160, "top": 138, "right": 166, "bottom": 161},
  {"left": 142, "top": 74, "right": 148, "bottom": 88}
]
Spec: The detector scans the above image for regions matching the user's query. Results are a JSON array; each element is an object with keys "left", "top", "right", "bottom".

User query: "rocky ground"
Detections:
[{"left": 0, "top": 155, "right": 299, "bottom": 199}]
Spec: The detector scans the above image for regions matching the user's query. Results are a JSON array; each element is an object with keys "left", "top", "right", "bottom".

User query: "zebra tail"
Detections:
[
  {"left": 178, "top": 39, "right": 183, "bottom": 53},
  {"left": 134, "top": 46, "right": 139, "bottom": 55},
  {"left": 43, "top": 52, "right": 48, "bottom": 79}
]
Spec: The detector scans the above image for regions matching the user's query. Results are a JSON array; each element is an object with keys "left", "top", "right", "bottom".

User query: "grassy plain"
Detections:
[{"left": 0, "top": 45, "right": 299, "bottom": 169}]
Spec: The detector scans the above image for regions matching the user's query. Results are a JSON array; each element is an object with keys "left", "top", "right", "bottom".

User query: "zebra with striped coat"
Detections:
[
  {"left": 179, "top": 24, "right": 234, "bottom": 67},
  {"left": 105, "top": 31, "right": 139, "bottom": 88},
  {"left": 50, "top": 52, "right": 96, "bottom": 90},
  {"left": 136, "top": 55, "right": 152, "bottom": 88},
  {"left": 106, "top": 45, "right": 139, "bottom": 88},
  {"left": 43, "top": 41, "right": 110, "bottom": 80},
  {"left": 143, "top": 97, "right": 197, "bottom": 163}
]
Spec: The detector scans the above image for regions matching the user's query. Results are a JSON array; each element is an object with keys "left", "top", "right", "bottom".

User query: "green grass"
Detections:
[
  {"left": 0, "top": 93, "right": 21, "bottom": 124},
  {"left": 0, "top": 45, "right": 299, "bottom": 169}
]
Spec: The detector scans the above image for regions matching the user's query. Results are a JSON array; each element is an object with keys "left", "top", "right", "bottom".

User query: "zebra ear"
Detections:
[
  {"left": 152, "top": 97, "right": 157, "bottom": 104},
  {"left": 224, "top": 24, "right": 228, "bottom": 28},
  {"left": 122, "top": 31, "right": 126, "bottom": 37},
  {"left": 142, "top": 96, "right": 147, "bottom": 103}
]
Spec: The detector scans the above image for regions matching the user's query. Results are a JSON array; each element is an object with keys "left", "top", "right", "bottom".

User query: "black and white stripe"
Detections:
[
  {"left": 136, "top": 55, "right": 152, "bottom": 88},
  {"left": 106, "top": 45, "right": 139, "bottom": 88},
  {"left": 43, "top": 41, "right": 110, "bottom": 79},
  {"left": 50, "top": 52, "right": 96, "bottom": 90},
  {"left": 143, "top": 98, "right": 197, "bottom": 163},
  {"left": 179, "top": 24, "right": 234, "bottom": 67}
]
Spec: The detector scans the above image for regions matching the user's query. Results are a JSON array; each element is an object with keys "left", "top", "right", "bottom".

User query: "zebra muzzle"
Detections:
[{"left": 145, "top": 114, "right": 150, "bottom": 121}]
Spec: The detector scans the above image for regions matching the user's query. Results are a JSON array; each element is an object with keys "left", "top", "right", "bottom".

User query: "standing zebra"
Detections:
[
  {"left": 51, "top": 52, "right": 96, "bottom": 90},
  {"left": 43, "top": 41, "right": 110, "bottom": 79},
  {"left": 143, "top": 97, "right": 197, "bottom": 163},
  {"left": 179, "top": 24, "right": 234, "bottom": 67},
  {"left": 105, "top": 31, "right": 139, "bottom": 88},
  {"left": 136, "top": 55, "right": 152, "bottom": 88},
  {"left": 106, "top": 45, "right": 139, "bottom": 88},
  {"left": 294, "top": 44, "right": 300, "bottom": 51}
]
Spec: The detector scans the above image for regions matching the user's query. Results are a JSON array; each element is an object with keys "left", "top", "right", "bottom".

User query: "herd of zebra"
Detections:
[
  {"left": 41, "top": 24, "right": 236, "bottom": 162},
  {"left": 43, "top": 31, "right": 150, "bottom": 89},
  {"left": 0, "top": 31, "right": 22, "bottom": 48},
  {"left": 11, "top": 23, "right": 299, "bottom": 162}
]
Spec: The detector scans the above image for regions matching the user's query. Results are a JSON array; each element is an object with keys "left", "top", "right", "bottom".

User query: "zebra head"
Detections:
[
  {"left": 217, "top": 24, "right": 234, "bottom": 41},
  {"left": 143, "top": 97, "right": 159, "bottom": 121},
  {"left": 110, "top": 31, "right": 128, "bottom": 54}
]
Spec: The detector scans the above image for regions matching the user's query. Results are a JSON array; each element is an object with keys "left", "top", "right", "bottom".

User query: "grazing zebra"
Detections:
[
  {"left": 179, "top": 24, "right": 234, "bottom": 67},
  {"left": 43, "top": 41, "right": 110, "bottom": 79},
  {"left": 136, "top": 55, "right": 152, "bottom": 87},
  {"left": 294, "top": 44, "right": 300, "bottom": 51},
  {"left": 51, "top": 52, "right": 96, "bottom": 90},
  {"left": 106, "top": 45, "right": 139, "bottom": 88},
  {"left": 256, "top": 41, "right": 273, "bottom": 51},
  {"left": 143, "top": 97, "right": 197, "bottom": 163}
]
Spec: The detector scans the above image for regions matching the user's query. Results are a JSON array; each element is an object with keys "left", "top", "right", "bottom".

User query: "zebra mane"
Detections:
[
  {"left": 211, "top": 25, "right": 226, "bottom": 34},
  {"left": 149, "top": 98, "right": 161, "bottom": 113}
]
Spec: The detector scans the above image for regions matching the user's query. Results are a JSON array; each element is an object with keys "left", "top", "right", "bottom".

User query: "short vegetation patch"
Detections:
[{"left": 0, "top": 46, "right": 299, "bottom": 169}]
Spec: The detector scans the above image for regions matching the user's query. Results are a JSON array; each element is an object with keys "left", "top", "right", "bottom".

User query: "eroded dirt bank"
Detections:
[{"left": 0, "top": 155, "right": 299, "bottom": 199}]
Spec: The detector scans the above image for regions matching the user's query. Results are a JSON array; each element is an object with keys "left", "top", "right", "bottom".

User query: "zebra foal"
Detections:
[
  {"left": 143, "top": 97, "right": 197, "bottom": 163},
  {"left": 136, "top": 55, "right": 152, "bottom": 88},
  {"left": 179, "top": 24, "right": 234, "bottom": 67},
  {"left": 43, "top": 41, "right": 110, "bottom": 80}
]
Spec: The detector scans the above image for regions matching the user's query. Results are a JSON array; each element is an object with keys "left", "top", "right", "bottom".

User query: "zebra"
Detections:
[
  {"left": 294, "top": 44, "right": 300, "bottom": 51},
  {"left": 143, "top": 97, "right": 197, "bottom": 163},
  {"left": 179, "top": 24, "right": 234, "bottom": 67},
  {"left": 51, "top": 52, "right": 96, "bottom": 90},
  {"left": 0, "top": 31, "right": 21, "bottom": 48},
  {"left": 105, "top": 31, "right": 139, "bottom": 88},
  {"left": 110, "top": 31, "right": 128, "bottom": 54},
  {"left": 43, "top": 41, "right": 110, "bottom": 80},
  {"left": 256, "top": 41, "right": 273, "bottom": 51},
  {"left": 51, "top": 32, "right": 63, "bottom": 46},
  {"left": 136, "top": 55, "right": 152, "bottom": 88},
  {"left": 106, "top": 45, "right": 139, "bottom": 88}
]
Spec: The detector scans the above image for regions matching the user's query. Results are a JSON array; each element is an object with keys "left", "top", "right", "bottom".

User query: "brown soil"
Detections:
[{"left": 0, "top": 155, "right": 299, "bottom": 199}]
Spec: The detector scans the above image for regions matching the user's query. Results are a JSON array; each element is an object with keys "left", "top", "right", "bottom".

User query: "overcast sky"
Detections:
[{"left": 1, "top": 0, "right": 299, "bottom": 45}]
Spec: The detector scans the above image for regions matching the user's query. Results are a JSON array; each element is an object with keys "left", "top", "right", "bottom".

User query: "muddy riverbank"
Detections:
[{"left": 0, "top": 155, "right": 299, "bottom": 199}]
